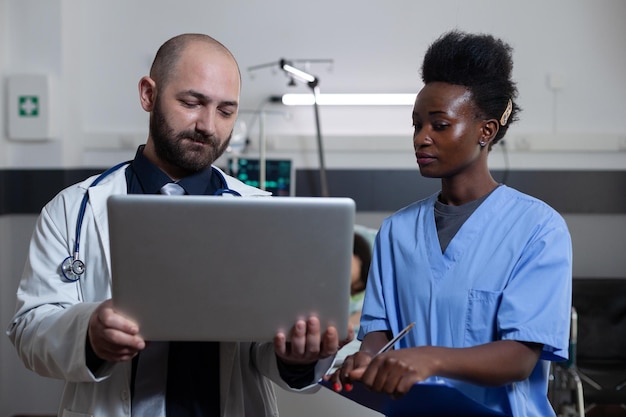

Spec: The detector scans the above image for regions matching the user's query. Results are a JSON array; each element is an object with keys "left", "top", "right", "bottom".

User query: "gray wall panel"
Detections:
[
  {"left": 296, "top": 169, "right": 626, "bottom": 214},
  {"left": 1, "top": 169, "right": 625, "bottom": 214}
]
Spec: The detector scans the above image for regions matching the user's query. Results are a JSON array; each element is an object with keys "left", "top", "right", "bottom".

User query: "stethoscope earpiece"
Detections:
[{"left": 61, "top": 256, "right": 85, "bottom": 282}]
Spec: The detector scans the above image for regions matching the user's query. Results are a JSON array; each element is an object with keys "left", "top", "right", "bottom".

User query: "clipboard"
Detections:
[{"left": 319, "top": 379, "right": 511, "bottom": 417}]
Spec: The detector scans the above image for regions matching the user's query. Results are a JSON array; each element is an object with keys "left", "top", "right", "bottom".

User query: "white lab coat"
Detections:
[{"left": 7, "top": 164, "right": 332, "bottom": 417}]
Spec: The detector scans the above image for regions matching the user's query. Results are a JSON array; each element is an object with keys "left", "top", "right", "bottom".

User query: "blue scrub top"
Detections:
[{"left": 359, "top": 185, "right": 572, "bottom": 417}]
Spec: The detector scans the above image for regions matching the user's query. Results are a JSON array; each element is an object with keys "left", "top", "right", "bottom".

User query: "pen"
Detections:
[
  {"left": 331, "top": 322, "right": 416, "bottom": 393},
  {"left": 375, "top": 322, "right": 415, "bottom": 355}
]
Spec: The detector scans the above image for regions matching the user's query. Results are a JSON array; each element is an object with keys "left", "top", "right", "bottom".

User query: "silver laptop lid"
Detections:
[{"left": 108, "top": 195, "right": 355, "bottom": 342}]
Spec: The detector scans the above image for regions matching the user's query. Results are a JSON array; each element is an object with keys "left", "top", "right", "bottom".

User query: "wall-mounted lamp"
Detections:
[
  {"left": 280, "top": 59, "right": 318, "bottom": 86},
  {"left": 273, "top": 93, "right": 416, "bottom": 106},
  {"left": 247, "top": 58, "right": 332, "bottom": 197}
]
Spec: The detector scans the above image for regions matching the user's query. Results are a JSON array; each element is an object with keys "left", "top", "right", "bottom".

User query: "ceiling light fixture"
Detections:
[{"left": 274, "top": 93, "right": 416, "bottom": 106}]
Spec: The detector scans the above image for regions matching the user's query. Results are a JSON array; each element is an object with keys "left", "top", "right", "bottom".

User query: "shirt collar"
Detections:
[{"left": 129, "top": 145, "right": 217, "bottom": 195}]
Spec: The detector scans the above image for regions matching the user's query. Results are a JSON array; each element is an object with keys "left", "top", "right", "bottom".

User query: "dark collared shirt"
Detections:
[
  {"left": 126, "top": 145, "right": 223, "bottom": 195},
  {"left": 126, "top": 146, "right": 220, "bottom": 417}
]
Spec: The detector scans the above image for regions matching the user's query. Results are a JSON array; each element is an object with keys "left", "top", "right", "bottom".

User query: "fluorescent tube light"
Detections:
[
  {"left": 281, "top": 62, "right": 317, "bottom": 84},
  {"left": 278, "top": 93, "right": 415, "bottom": 106}
]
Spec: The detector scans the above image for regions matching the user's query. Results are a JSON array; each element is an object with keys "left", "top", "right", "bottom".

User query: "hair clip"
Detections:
[{"left": 500, "top": 99, "right": 513, "bottom": 126}]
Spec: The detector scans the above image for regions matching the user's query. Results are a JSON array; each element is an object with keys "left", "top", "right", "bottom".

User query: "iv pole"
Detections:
[
  {"left": 246, "top": 59, "right": 331, "bottom": 197},
  {"left": 278, "top": 59, "right": 329, "bottom": 197},
  {"left": 235, "top": 107, "right": 290, "bottom": 192},
  {"left": 311, "top": 85, "right": 329, "bottom": 198}
]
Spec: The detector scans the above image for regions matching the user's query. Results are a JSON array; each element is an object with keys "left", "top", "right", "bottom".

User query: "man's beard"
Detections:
[{"left": 150, "top": 99, "right": 232, "bottom": 174}]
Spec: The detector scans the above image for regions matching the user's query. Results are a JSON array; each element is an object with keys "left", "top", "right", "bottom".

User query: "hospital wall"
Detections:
[{"left": 1, "top": 1, "right": 626, "bottom": 416}]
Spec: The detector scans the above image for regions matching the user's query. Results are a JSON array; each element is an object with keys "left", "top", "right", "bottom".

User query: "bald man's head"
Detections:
[{"left": 149, "top": 33, "right": 240, "bottom": 88}]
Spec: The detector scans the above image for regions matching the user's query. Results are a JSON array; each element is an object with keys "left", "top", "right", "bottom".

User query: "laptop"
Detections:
[{"left": 108, "top": 195, "right": 355, "bottom": 342}]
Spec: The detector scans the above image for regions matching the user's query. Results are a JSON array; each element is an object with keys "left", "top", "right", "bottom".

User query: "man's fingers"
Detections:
[
  {"left": 320, "top": 330, "right": 336, "bottom": 358},
  {"left": 95, "top": 304, "right": 140, "bottom": 335},
  {"left": 273, "top": 332, "right": 287, "bottom": 357},
  {"left": 339, "top": 324, "right": 355, "bottom": 348},
  {"left": 306, "top": 317, "right": 321, "bottom": 352},
  {"left": 88, "top": 300, "right": 145, "bottom": 362},
  {"left": 288, "top": 320, "right": 307, "bottom": 357}
]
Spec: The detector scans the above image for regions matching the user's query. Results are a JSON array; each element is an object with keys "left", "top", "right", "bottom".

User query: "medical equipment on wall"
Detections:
[
  {"left": 230, "top": 107, "right": 290, "bottom": 192},
  {"left": 61, "top": 162, "right": 240, "bottom": 282},
  {"left": 247, "top": 58, "right": 333, "bottom": 197}
]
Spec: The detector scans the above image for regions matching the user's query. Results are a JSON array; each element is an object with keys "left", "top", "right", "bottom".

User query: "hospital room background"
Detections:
[{"left": 1, "top": 1, "right": 625, "bottom": 416}]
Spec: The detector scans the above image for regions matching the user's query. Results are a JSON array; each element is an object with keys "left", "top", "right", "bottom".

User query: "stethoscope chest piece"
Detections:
[
  {"left": 62, "top": 255, "right": 85, "bottom": 282},
  {"left": 59, "top": 162, "right": 238, "bottom": 283}
]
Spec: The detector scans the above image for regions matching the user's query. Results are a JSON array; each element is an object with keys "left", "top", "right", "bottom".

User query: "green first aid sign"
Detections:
[
  {"left": 19, "top": 96, "right": 39, "bottom": 117},
  {"left": 8, "top": 75, "right": 54, "bottom": 140}
]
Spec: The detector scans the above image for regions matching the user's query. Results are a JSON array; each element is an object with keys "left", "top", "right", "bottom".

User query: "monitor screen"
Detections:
[{"left": 227, "top": 158, "right": 294, "bottom": 196}]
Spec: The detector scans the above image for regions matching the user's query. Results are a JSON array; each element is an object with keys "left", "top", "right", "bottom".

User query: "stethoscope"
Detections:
[{"left": 61, "top": 162, "right": 241, "bottom": 282}]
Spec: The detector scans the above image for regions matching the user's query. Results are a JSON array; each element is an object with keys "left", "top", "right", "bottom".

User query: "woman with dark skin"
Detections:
[{"left": 327, "top": 31, "right": 572, "bottom": 417}]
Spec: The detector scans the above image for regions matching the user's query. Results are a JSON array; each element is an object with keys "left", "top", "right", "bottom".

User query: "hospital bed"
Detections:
[{"left": 549, "top": 277, "right": 626, "bottom": 417}]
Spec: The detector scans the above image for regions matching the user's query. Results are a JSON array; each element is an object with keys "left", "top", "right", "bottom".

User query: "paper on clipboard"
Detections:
[{"left": 319, "top": 379, "right": 511, "bottom": 417}]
